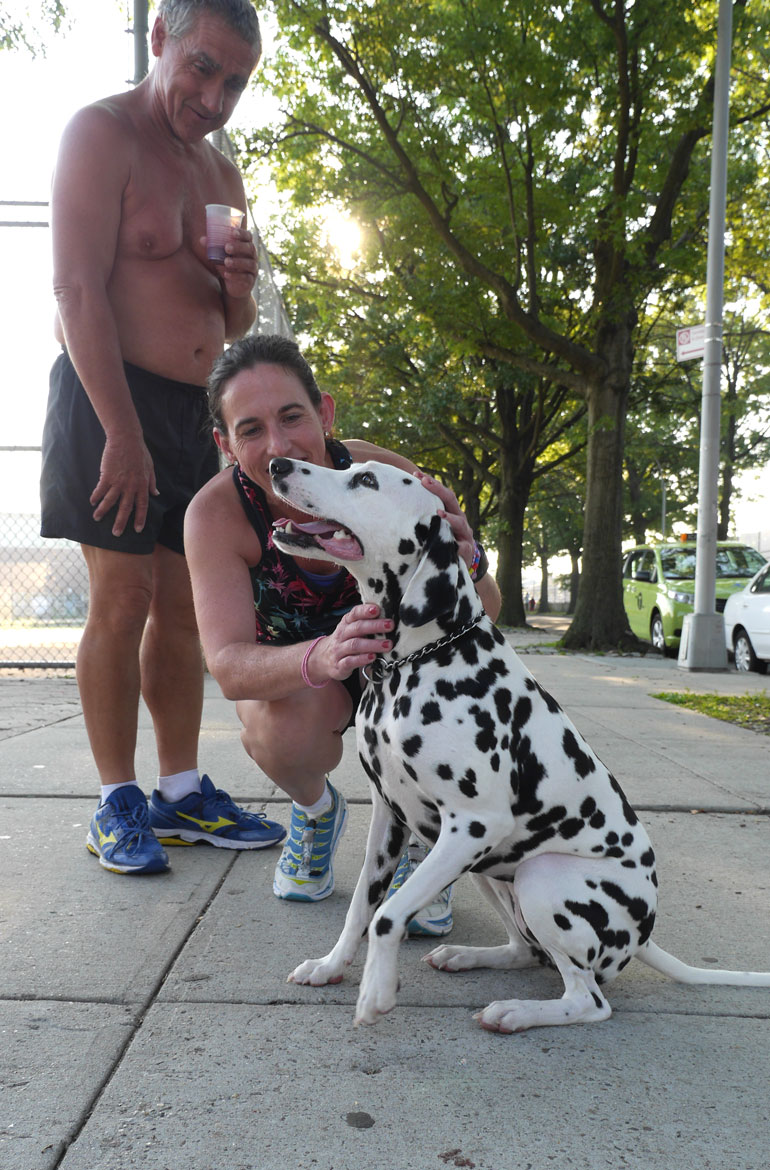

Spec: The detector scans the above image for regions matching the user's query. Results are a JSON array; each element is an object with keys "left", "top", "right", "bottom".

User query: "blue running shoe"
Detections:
[
  {"left": 273, "top": 781, "right": 347, "bottom": 901},
  {"left": 86, "top": 785, "right": 169, "bottom": 875},
  {"left": 386, "top": 836, "right": 454, "bottom": 937},
  {"left": 148, "top": 775, "right": 287, "bottom": 849}
]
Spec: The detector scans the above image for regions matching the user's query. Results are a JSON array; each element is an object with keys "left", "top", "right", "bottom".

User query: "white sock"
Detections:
[
  {"left": 157, "top": 769, "right": 201, "bottom": 803},
  {"left": 100, "top": 780, "right": 142, "bottom": 803},
  {"left": 294, "top": 783, "right": 333, "bottom": 821}
]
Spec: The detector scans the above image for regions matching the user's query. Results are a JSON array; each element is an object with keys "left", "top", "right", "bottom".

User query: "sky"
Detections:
[{"left": 0, "top": 0, "right": 767, "bottom": 540}]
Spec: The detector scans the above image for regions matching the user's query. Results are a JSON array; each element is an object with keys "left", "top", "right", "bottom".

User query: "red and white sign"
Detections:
[{"left": 676, "top": 324, "right": 706, "bottom": 362}]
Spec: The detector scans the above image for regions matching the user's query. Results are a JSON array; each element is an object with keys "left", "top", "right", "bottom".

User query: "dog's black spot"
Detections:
[
  {"left": 589, "top": 810, "right": 606, "bottom": 830},
  {"left": 609, "top": 773, "right": 639, "bottom": 825},
  {"left": 398, "top": 538, "right": 416, "bottom": 555},
  {"left": 513, "top": 695, "right": 533, "bottom": 727},
  {"left": 402, "top": 735, "right": 422, "bottom": 758},
  {"left": 468, "top": 820, "right": 486, "bottom": 838},
  {"left": 640, "top": 848, "right": 656, "bottom": 868},
  {"left": 458, "top": 768, "right": 478, "bottom": 799},
  {"left": 437, "top": 763, "right": 454, "bottom": 780},
  {"left": 554, "top": 913, "right": 571, "bottom": 931},
  {"left": 563, "top": 729, "right": 596, "bottom": 778},
  {"left": 420, "top": 700, "right": 441, "bottom": 724},
  {"left": 527, "top": 676, "right": 563, "bottom": 715},
  {"left": 387, "top": 825, "right": 406, "bottom": 858},
  {"left": 580, "top": 797, "right": 597, "bottom": 818},
  {"left": 527, "top": 806, "right": 567, "bottom": 832},
  {"left": 394, "top": 695, "right": 412, "bottom": 719},
  {"left": 494, "top": 687, "right": 513, "bottom": 724},
  {"left": 622, "top": 832, "right": 634, "bottom": 847},
  {"left": 469, "top": 704, "right": 498, "bottom": 753},
  {"left": 558, "top": 817, "right": 584, "bottom": 840},
  {"left": 375, "top": 916, "right": 394, "bottom": 936}
]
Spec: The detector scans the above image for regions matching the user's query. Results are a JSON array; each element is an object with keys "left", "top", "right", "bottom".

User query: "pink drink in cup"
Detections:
[{"left": 205, "top": 204, "right": 243, "bottom": 262}]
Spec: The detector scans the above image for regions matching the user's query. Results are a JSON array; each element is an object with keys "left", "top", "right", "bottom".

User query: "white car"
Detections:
[{"left": 723, "top": 561, "right": 770, "bottom": 673}]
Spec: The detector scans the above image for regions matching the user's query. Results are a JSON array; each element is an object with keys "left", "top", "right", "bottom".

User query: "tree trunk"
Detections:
[
  {"left": 538, "top": 548, "right": 551, "bottom": 613},
  {"left": 496, "top": 480, "right": 528, "bottom": 627},
  {"left": 563, "top": 375, "right": 635, "bottom": 650},
  {"left": 569, "top": 553, "right": 580, "bottom": 613}
]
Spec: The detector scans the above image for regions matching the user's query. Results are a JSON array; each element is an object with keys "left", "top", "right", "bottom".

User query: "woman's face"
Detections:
[{"left": 214, "top": 362, "right": 335, "bottom": 498}]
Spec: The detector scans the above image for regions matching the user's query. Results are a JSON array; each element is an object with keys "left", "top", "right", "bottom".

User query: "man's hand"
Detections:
[
  {"left": 89, "top": 433, "right": 158, "bottom": 536},
  {"left": 202, "top": 226, "right": 258, "bottom": 300}
]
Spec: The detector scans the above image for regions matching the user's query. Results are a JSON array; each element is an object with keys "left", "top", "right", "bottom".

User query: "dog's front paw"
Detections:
[
  {"left": 354, "top": 966, "right": 398, "bottom": 1026},
  {"left": 288, "top": 956, "right": 346, "bottom": 986},
  {"left": 354, "top": 984, "right": 397, "bottom": 1027}
]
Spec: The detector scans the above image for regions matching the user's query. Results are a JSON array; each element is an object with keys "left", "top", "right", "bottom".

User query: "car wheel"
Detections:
[
  {"left": 650, "top": 611, "right": 666, "bottom": 652},
  {"left": 733, "top": 629, "right": 763, "bottom": 673}
]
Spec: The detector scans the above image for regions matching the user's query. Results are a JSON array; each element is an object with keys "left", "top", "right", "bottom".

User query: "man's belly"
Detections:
[{"left": 108, "top": 253, "right": 230, "bottom": 386}]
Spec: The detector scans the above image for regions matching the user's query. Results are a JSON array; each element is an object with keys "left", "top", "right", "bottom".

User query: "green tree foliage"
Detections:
[
  {"left": 245, "top": 0, "right": 770, "bottom": 646},
  {"left": 1, "top": 1, "right": 67, "bottom": 53}
]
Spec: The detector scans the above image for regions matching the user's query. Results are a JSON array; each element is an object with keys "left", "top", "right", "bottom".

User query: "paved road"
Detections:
[{"left": 1, "top": 626, "right": 769, "bottom": 1170}]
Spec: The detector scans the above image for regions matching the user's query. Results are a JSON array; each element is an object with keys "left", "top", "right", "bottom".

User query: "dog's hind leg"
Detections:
[
  {"left": 472, "top": 853, "right": 649, "bottom": 1032},
  {"left": 288, "top": 792, "right": 406, "bottom": 988},
  {"left": 425, "top": 875, "right": 540, "bottom": 973}
]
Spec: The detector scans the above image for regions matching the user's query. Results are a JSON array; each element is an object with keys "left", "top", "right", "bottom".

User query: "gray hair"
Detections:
[{"left": 158, "top": 0, "right": 261, "bottom": 54}]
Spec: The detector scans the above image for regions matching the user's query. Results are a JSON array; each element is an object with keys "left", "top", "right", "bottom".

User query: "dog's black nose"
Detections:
[{"left": 270, "top": 457, "right": 294, "bottom": 478}]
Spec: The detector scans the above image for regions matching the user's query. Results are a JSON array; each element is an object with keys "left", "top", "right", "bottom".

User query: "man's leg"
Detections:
[
  {"left": 141, "top": 545, "right": 286, "bottom": 852},
  {"left": 79, "top": 545, "right": 169, "bottom": 875},
  {"left": 78, "top": 545, "right": 154, "bottom": 784},
  {"left": 139, "top": 544, "right": 203, "bottom": 776}
]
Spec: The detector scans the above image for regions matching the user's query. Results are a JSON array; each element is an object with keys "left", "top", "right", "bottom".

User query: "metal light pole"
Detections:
[
  {"left": 678, "top": 0, "right": 733, "bottom": 672},
  {"left": 133, "top": 0, "right": 149, "bottom": 85}
]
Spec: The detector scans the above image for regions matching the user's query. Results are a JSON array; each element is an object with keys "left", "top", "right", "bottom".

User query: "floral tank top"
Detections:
[{"left": 233, "top": 441, "right": 361, "bottom": 645}]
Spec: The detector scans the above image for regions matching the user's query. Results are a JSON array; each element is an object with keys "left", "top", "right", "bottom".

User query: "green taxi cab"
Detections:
[{"left": 622, "top": 538, "right": 767, "bottom": 651}]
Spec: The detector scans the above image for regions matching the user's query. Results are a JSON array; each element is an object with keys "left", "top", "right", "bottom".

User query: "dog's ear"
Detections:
[{"left": 399, "top": 513, "right": 460, "bottom": 627}]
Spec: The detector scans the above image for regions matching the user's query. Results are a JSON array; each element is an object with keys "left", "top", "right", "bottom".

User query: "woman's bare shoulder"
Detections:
[{"left": 343, "top": 439, "right": 419, "bottom": 474}]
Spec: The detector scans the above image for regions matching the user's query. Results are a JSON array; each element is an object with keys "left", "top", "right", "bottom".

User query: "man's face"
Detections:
[{"left": 151, "top": 13, "right": 259, "bottom": 142}]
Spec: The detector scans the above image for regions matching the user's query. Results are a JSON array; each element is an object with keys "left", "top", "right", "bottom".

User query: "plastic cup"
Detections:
[{"left": 205, "top": 204, "right": 243, "bottom": 262}]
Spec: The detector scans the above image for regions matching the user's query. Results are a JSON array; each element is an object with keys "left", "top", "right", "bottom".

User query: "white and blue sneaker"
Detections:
[
  {"left": 273, "top": 782, "right": 348, "bottom": 901},
  {"left": 387, "top": 836, "right": 454, "bottom": 937}
]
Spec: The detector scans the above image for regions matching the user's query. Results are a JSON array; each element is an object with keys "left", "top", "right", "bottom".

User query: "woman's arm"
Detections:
[{"left": 184, "top": 476, "right": 394, "bottom": 700}]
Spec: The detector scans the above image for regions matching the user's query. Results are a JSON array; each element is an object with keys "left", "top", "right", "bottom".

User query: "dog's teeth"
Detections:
[{"left": 334, "top": 529, "right": 347, "bottom": 539}]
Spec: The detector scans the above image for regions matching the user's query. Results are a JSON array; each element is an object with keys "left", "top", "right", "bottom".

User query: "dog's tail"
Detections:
[{"left": 637, "top": 940, "right": 770, "bottom": 987}]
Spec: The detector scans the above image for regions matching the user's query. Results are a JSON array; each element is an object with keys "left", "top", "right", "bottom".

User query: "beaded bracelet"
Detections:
[
  {"left": 469, "top": 540, "right": 489, "bottom": 583},
  {"left": 301, "top": 635, "right": 329, "bottom": 689}
]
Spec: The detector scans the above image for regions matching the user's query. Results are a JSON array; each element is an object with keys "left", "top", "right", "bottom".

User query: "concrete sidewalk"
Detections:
[{"left": 1, "top": 626, "right": 769, "bottom": 1170}]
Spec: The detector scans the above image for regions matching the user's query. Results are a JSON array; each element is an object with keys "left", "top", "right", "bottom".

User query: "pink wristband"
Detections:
[{"left": 301, "top": 636, "right": 329, "bottom": 689}]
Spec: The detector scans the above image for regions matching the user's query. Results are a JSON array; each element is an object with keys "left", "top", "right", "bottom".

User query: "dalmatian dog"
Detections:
[{"left": 269, "top": 457, "right": 770, "bottom": 1032}]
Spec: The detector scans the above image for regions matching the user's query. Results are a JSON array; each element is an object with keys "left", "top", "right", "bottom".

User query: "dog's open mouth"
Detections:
[{"left": 272, "top": 517, "right": 364, "bottom": 561}]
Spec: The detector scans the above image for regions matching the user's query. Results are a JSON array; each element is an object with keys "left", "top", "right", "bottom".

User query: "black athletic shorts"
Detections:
[{"left": 40, "top": 350, "right": 219, "bottom": 556}]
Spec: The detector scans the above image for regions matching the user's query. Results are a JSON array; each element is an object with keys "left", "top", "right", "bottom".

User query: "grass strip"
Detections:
[{"left": 652, "top": 691, "right": 770, "bottom": 736}]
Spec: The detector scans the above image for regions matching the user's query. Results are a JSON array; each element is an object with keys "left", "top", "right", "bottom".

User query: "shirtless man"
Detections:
[{"left": 40, "top": 0, "right": 286, "bottom": 875}]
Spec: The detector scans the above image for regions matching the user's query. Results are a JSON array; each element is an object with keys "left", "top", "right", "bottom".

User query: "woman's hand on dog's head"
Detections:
[{"left": 416, "top": 472, "right": 475, "bottom": 568}]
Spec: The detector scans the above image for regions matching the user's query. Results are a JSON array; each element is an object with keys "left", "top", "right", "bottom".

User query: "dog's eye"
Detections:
[{"left": 350, "top": 470, "right": 378, "bottom": 490}]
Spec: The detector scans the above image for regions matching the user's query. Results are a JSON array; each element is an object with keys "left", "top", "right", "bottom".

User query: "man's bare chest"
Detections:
[{"left": 118, "top": 149, "right": 229, "bottom": 263}]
